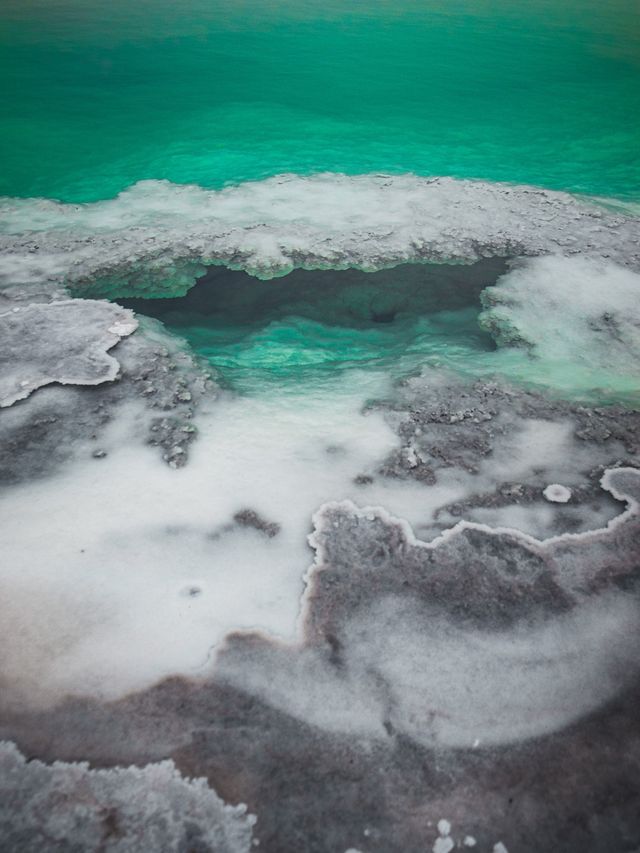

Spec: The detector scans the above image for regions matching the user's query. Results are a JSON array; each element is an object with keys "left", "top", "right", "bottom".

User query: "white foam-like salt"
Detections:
[
  {"left": 480, "top": 255, "right": 640, "bottom": 390},
  {"left": 0, "top": 384, "right": 402, "bottom": 707},
  {"left": 1, "top": 371, "right": 638, "bottom": 753},
  {"left": 1, "top": 174, "right": 638, "bottom": 298}
]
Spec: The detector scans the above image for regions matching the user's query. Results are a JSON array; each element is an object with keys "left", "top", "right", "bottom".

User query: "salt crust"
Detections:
[
  {"left": 543, "top": 483, "right": 572, "bottom": 503},
  {"left": 1, "top": 174, "right": 638, "bottom": 298},
  {"left": 479, "top": 255, "right": 640, "bottom": 380},
  {"left": 0, "top": 740, "right": 255, "bottom": 853},
  {"left": 0, "top": 299, "right": 137, "bottom": 407},
  {"left": 212, "top": 468, "right": 640, "bottom": 748},
  {"left": 307, "top": 467, "right": 640, "bottom": 601}
]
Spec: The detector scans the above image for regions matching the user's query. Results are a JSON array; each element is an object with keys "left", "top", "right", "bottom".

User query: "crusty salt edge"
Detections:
[
  {"left": 210, "top": 466, "right": 640, "bottom": 748},
  {"left": 299, "top": 466, "right": 640, "bottom": 641},
  {"left": 0, "top": 299, "right": 138, "bottom": 407},
  {"left": 311, "top": 466, "right": 636, "bottom": 551},
  {"left": 0, "top": 740, "right": 255, "bottom": 853},
  {"left": 1, "top": 174, "right": 638, "bottom": 298},
  {"left": 209, "top": 466, "right": 640, "bottom": 644}
]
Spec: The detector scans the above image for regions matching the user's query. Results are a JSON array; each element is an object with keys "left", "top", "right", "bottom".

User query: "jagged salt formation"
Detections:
[
  {"left": 215, "top": 467, "right": 640, "bottom": 748},
  {"left": 371, "top": 374, "right": 640, "bottom": 539},
  {"left": 0, "top": 308, "right": 216, "bottom": 480},
  {"left": 0, "top": 300, "right": 137, "bottom": 407},
  {"left": 0, "top": 741, "right": 255, "bottom": 853},
  {"left": 1, "top": 174, "right": 638, "bottom": 299}
]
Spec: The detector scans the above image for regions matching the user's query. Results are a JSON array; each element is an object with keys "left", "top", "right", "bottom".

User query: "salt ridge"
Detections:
[{"left": 0, "top": 173, "right": 638, "bottom": 298}]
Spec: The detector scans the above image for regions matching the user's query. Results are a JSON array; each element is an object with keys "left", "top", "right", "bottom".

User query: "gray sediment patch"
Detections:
[{"left": 0, "top": 310, "right": 217, "bottom": 482}]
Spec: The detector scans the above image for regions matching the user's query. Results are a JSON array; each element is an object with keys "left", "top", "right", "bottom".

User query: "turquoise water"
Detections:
[
  {"left": 120, "top": 263, "right": 495, "bottom": 392},
  {"left": 155, "top": 307, "right": 640, "bottom": 403},
  {"left": 123, "top": 264, "right": 640, "bottom": 404},
  {"left": 167, "top": 310, "right": 493, "bottom": 393},
  {"left": 1, "top": 0, "right": 639, "bottom": 202}
]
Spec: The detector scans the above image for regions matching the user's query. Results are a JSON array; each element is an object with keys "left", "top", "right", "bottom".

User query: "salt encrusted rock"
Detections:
[
  {"left": 0, "top": 300, "right": 137, "bottom": 407},
  {"left": 368, "top": 375, "right": 640, "bottom": 539},
  {"left": 0, "top": 741, "right": 255, "bottom": 853},
  {"left": 0, "top": 312, "right": 216, "bottom": 482}
]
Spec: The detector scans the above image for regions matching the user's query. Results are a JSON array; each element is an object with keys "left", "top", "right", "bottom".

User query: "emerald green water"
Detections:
[{"left": 1, "top": 0, "right": 639, "bottom": 202}]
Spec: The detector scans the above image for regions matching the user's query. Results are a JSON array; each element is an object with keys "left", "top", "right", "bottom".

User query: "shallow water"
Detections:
[
  {"left": 120, "top": 261, "right": 497, "bottom": 395},
  {"left": 122, "top": 260, "right": 640, "bottom": 405}
]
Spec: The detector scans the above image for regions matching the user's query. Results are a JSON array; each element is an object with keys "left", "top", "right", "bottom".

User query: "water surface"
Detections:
[{"left": 1, "top": 0, "right": 639, "bottom": 201}]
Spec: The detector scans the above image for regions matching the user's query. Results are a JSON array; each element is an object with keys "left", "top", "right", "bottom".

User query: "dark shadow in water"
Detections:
[{"left": 120, "top": 258, "right": 508, "bottom": 333}]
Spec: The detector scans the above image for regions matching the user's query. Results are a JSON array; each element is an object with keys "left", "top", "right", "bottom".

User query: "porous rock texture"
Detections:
[
  {"left": 0, "top": 741, "right": 255, "bottom": 853},
  {"left": 0, "top": 301, "right": 217, "bottom": 482},
  {"left": 371, "top": 373, "right": 640, "bottom": 539}
]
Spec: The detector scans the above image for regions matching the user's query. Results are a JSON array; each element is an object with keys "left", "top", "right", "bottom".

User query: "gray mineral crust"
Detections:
[
  {"left": 0, "top": 300, "right": 137, "bottom": 407},
  {"left": 0, "top": 741, "right": 255, "bottom": 853}
]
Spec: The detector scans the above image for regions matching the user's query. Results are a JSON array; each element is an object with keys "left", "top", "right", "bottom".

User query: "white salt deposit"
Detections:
[
  {"left": 480, "top": 255, "right": 640, "bottom": 393},
  {"left": 1, "top": 174, "right": 638, "bottom": 298},
  {"left": 0, "top": 741, "right": 254, "bottom": 852},
  {"left": 0, "top": 378, "right": 405, "bottom": 708},
  {"left": 543, "top": 483, "right": 573, "bottom": 503},
  {"left": 217, "top": 582, "right": 640, "bottom": 747},
  {"left": 0, "top": 300, "right": 137, "bottom": 407},
  {"left": 1, "top": 362, "right": 638, "bottom": 750},
  {"left": 437, "top": 819, "right": 452, "bottom": 836}
]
